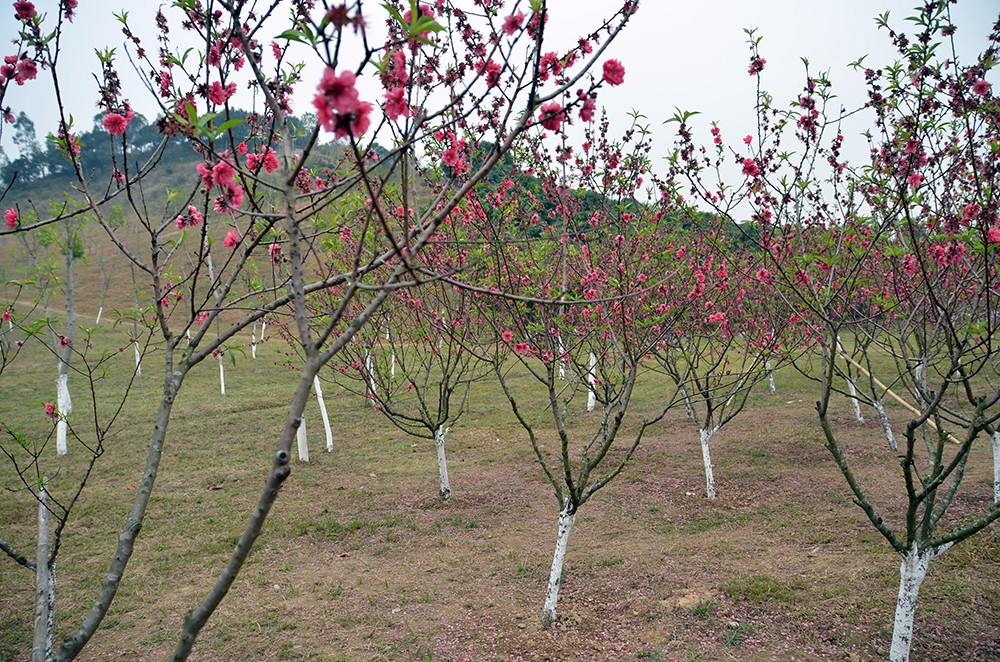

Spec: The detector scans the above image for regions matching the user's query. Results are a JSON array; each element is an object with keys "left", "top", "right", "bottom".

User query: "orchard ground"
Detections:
[{"left": 0, "top": 316, "right": 997, "bottom": 661}]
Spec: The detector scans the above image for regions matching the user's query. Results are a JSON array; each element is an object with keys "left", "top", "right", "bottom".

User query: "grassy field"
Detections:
[{"left": 0, "top": 311, "right": 997, "bottom": 661}]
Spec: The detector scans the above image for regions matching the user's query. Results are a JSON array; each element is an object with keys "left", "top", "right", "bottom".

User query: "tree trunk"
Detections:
[
  {"left": 434, "top": 425, "right": 451, "bottom": 500},
  {"left": 876, "top": 399, "right": 896, "bottom": 451},
  {"left": 33, "top": 483, "right": 53, "bottom": 662},
  {"left": 133, "top": 340, "right": 141, "bottom": 376},
  {"left": 680, "top": 384, "right": 695, "bottom": 421},
  {"left": 700, "top": 426, "right": 719, "bottom": 500},
  {"left": 586, "top": 352, "right": 596, "bottom": 412},
  {"left": 55, "top": 373, "right": 71, "bottom": 456},
  {"left": 313, "top": 376, "right": 333, "bottom": 453},
  {"left": 993, "top": 431, "right": 999, "bottom": 505},
  {"left": 541, "top": 501, "right": 575, "bottom": 628},
  {"left": 95, "top": 306, "right": 102, "bottom": 325},
  {"left": 557, "top": 338, "right": 565, "bottom": 380},
  {"left": 765, "top": 358, "right": 775, "bottom": 394},
  {"left": 888, "top": 545, "right": 949, "bottom": 661},
  {"left": 296, "top": 417, "right": 309, "bottom": 463},
  {"left": 365, "top": 350, "right": 376, "bottom": 406},
  {"left": 251, "top": 320, "right": 257, "bottom": 360},
  {"left": 846, "top": 375, "right": 864, "bottom": 423},
  {"left": 218, "top": 354, "right": 226, "bottom": 396}
]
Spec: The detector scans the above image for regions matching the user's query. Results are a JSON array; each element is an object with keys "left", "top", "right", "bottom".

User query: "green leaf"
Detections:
[{"left": 277, "top": 29, "right": 307, "bottom": 44}]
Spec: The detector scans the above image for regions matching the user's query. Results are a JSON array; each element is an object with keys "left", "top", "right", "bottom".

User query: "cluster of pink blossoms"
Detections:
[
  {"left": 103, "top": 105, "right": 136, "bottom": 135},
  {"left": 4, "top": 208, "right": 17, "bottom": 228},
  {"left": 174, "top": 205, "right": 203, "bottom": 230},
  {"left": 536, "top": 59, "right": 625, "bottom": 133},
  {"left": 313, "top": 69, "right": 371, "bottom": 140},
  {"left": 196, "top": 159, "right": 245, "bottom": 215},
  {"left": 1, "top": 54, "right": 36, "bottom": 85}
]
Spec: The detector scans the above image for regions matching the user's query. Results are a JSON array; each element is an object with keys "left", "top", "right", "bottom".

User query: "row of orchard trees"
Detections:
[{"left": 0, "top": 2, "right": 997, "bottom": 662}]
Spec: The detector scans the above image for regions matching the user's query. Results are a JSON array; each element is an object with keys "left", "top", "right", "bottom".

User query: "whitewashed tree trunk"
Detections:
[
  {"left": 993, "top": 431, "right": 1000, "bottom": 505},
  {"left": 541, "top": 501, "right": 575, "bottom": 628},
  {"left": 586, "top": 352, "right": 596, "bottom": 412},
  {"left": 365, "top": 350, "right": 376, "bottom": 406},
  {"left": 557, "top": 338, "right": 566, "bottom": 380},
  {"left": 889, "top": 544, "right": 951, "bottom": 662},
  {"left": 33, "top": 483, "right": 54, "bottom": 662},
  {"left": 877, "top": 399, "right": 897, "bottom": 451},
  {"left": 218, "top": 354, "right": 226, "bottom": 396},
  {"left": 680, "top": 383, "right": 695, "bottom": 420},
  {"left": 251, "top": 320, "right": 257, "bottom": 360},
  {"left": 390, "top": 351, "right": 396, "bottom": 379},
  {"left": 296, "top": 417, "right": 309, "bottom": 463},
  {"left": 95, "top": 306, "right": 103, "bottom": 325},
  {"left": 134, "top": 340, "right": 141, "bottom": 376},
  {"left": 55, "top": 373, "right": 71, "bottom": 456},
  {"left": 260, "top": 320, "right": 266, "bottom": 343},
  {"left": 434, "top": 425, "right": 451, "bottom": 500},
  {"left": 765, "top": 358, "right": 775, "bottom": 393},
  {"left": 846, "top": 376, "right": 864, "bottom": 423},
  {"left": 313, "top": 376, "right": 334, "bottom": 453},
  {"left": 700, "top": 426, "right": 719, "bottom": 500}
]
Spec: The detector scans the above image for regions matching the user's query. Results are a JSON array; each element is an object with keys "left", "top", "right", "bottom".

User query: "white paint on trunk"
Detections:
[
  {"left": 251, "top": 320, "right": 257, "bottom": 360},
  {"left": 435, "top": 425, "right": 451, "bottom": 500},
  {"left": 260, "top": 320, "right": 266, "bottom": 342},
  {"left": 680, "top": 383, "right": 695, "bottom": 420},
  {"left": 218, "top": 354, "right": 226, "bottom": 396},
  {"left": 56, "top": 374, "right": 71, "bottom": 456},
  {"left": 586, "top": 351, "right": 596, "bottom": 412},
  {"left": 390, "top": 351, "right": 396, "bottom": 379},
  {"left": 889, "top": 544, "right": 951, "bottom": 662},
  {"left": 700, "top": 426, "right": 719, "bottom": 500},
  {"left": 296, "top": 417, "right": 309, "bottom": 463},
  {"left": 95, "top": 306, "right": 103, "bottom": 325},
  {"left": 877, "top": 400, "right": 897, "bottom": 451},
  {"left": 993, "top": 431, "right": 1000, "bottom": 504},
  {"left": 541, "top": 502, "right": 575, "bottom": 628},
  {"left": 846, "top": 376, "right": 864, "bottom": 423},
  {"left": 365, "top": 350, "right": 377, "bottom": 406},
  {"left": 765, "top": 359, "right": 775, "bottom": 393},
  {"left": 31, "top": 478, "right": 52, "bottom": 662},
  {"left": 313, "top": 376, "right": 334, "bottom": 453},
  {"left": 557, "top": 338, "right": 566, "bottom": 380}
]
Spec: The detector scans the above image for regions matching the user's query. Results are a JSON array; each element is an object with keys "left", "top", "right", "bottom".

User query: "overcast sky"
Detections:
[{"left": 3, "top": 1, "right": 997, "bottom": 172}]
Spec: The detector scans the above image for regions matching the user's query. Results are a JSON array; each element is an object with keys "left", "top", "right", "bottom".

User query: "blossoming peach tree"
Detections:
[
  {"left": 0, "top": 0, "right": 639, "bottom": 659},
  {"left": 667, "top": 3, "right": 1000, "bottom": 660},
  {"left": 462, "top": 110, "right": 691, "bottom": 627}
]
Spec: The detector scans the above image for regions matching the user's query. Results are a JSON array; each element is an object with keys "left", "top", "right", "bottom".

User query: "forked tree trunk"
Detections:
[
  {"left": 434, "top": 425, "right": 451, "bottom": 500},
  {"left": 33, "top": 483, "right": 54, "bottom": 662},
  {"left": 700, "top": 426, "right": 719, "bottom": 499},
  {"left": 889, "top": 544, "right": 951, "bottom": 662},
  {"left": 993, "top": 431, "right": 999, "bottom": 505},
  {"left": 312, "top": 376, "right": 333, "bottom": 452},
  {"left": 296, "top": 417, "right": 309, "bottom": 463},
  {"left": 541, "top": 501, "right": 575, "bottom": 628},
  {"left": 876, "top": 399, "right": 896, "bottom": 451},
  {"left": 586, "top": 352, "right": 596, "bottom": 412}
]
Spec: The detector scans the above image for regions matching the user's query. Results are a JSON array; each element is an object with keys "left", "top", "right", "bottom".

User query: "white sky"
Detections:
[{"left": 3, "top": 1, "right": 998, "bottom": 176}]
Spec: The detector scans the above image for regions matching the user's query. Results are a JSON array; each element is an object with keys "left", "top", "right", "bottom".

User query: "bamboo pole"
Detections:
[{"left": 838, "top": 351, "right": 960, "bottom": 445}]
